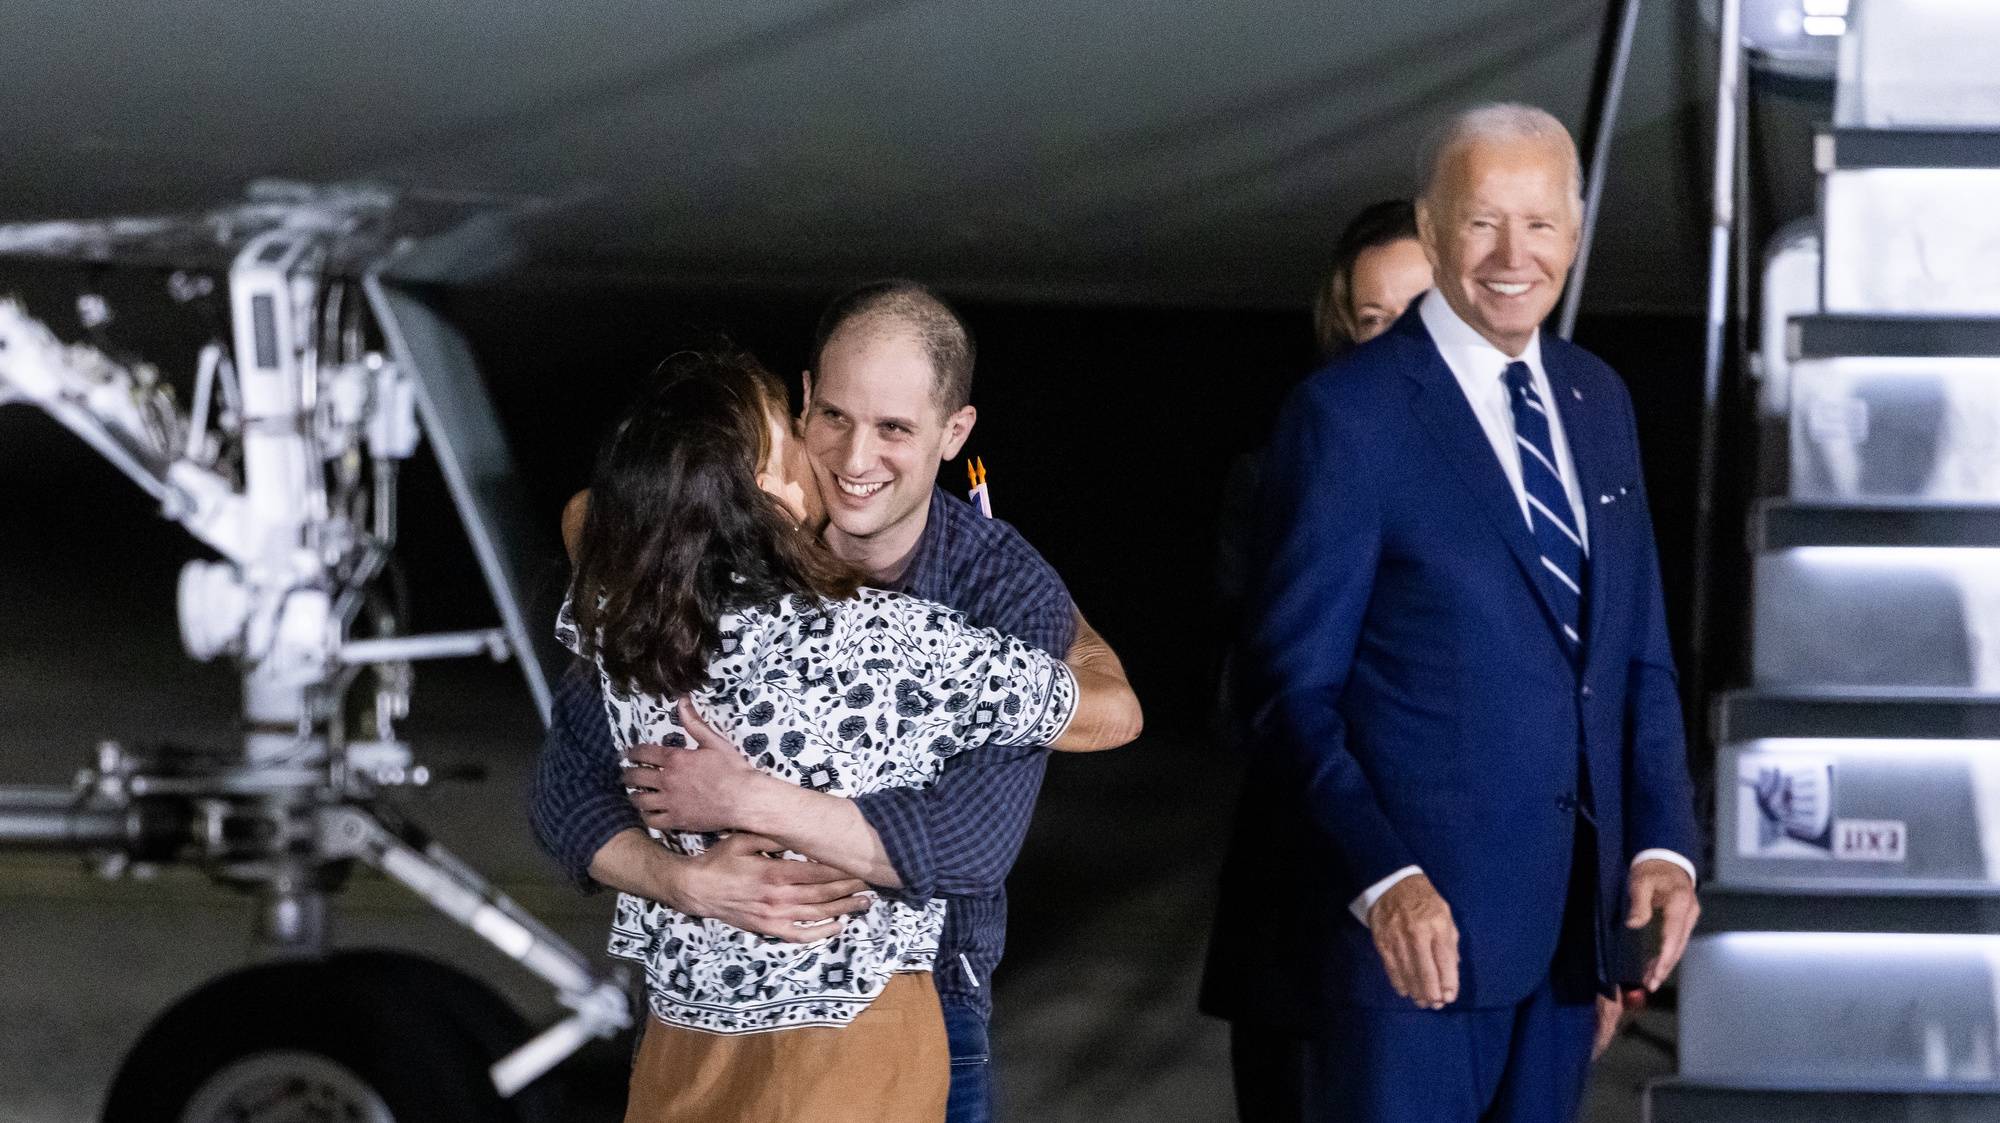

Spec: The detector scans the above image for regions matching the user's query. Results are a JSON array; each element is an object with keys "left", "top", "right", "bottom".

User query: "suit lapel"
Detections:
[{"left": 1395, "top": 314, "right": 1573, "bottom": 648}]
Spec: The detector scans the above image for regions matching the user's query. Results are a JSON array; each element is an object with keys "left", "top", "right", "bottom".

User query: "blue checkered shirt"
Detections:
[{"left": 528, "top": 486, "right": 1077, "bottom": 1020}]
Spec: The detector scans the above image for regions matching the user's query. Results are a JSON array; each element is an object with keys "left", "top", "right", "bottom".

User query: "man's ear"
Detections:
[
  {"left": 800, "top": 370, "right": 814, "bottom": 418},
  {"left": 937, "top": 404, "right": 977, "bottom": 462}
]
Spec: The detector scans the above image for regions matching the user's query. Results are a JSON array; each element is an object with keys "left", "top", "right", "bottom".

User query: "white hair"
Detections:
[{"left": 1418, "top": 102, "right": 1583, "bottom": 207}]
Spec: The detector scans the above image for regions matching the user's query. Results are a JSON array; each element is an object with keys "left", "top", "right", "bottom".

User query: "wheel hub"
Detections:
[{"left": 178, "top": 1050, "right": 397, "bottom": 1123}]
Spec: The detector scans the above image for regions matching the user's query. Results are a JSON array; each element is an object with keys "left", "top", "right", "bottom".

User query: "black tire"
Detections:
[{"left": 102, "top": 950, "right": 566, "bottom": 1123}]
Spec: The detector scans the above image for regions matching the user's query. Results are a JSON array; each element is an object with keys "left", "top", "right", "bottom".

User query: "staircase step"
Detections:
[
  {"left": 1717, "top": 737, "right": 2000, "bottom": 892},
  {"left": 1717, "top": 691, "right": 2000, "bottom": 743},
  {"left": 1752, "top": 543, "right": 2000, "bottom": 691},
  {"left": 1756, "top": 502, "right": 2000, "bottom": 549},
  {"left": 1824, "top": 168, "right": 2000, "bottom": 315},
  {"left": 1793, "top": 316, "right": 2000, "bottom": 362},
  {"left": 1836, "top": 0, "right": 2000, "bottom": 129},
  {"left": 1680, "top": 933, "right": 2000, "bottom": 1083},
  {"left": 1820, "top": 128, "right": 2000, "bottom": 172},
  {"left": 1698, "top": 886, "right": 2000, "bottom": 935},
  {"left": 1647, "top": 1077, "right": 2000, "bottom": 1122},
  {"left": 1786, "top": 354, "right": 2000, "bottom": 504}
]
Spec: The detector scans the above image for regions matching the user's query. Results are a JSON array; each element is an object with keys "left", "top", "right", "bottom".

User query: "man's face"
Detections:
[
  {"left": 802, "top": 325, "right": 975, "bottom": 547},
  {"left": 1419, "top": 135, "right": 1580, "bottom": 356}
]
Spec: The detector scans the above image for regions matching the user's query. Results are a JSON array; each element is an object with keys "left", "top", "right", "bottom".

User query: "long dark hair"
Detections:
[
  {"left": 1311, "top": 198, "right": 1420, "bottom": 356},
  {"left": 570, "top": 349, "right": 859, "bottom": 698}
]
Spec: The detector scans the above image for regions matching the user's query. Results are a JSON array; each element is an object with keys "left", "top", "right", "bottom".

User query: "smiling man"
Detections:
[
  {"left": 1201, "top": 104, "right": 1699, "bottom": 1122},
  {"left": 805, "top": 286, "right": 980, "bottom": 582},
  {"left": 531, "top": 280, "right": 1131, "bottom": 1123}
]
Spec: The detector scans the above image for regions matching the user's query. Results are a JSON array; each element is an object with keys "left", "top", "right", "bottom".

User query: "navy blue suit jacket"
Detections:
[{"left": 1201, "top": 307, "right": 1699, "bottom": 1027}]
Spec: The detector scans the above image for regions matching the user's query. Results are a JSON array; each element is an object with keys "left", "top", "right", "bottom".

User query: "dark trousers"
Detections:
[
  {"left": 1231, "top": 823, "right": 1605, "bottom": 1123},
  {"left": 1229, "top": 975, "right": 1597, "bottom": 1123}
]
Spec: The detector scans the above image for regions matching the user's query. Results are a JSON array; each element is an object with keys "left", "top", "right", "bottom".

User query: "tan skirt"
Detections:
[{"left": 623, "top": 972, "right": 950, "bottom": 1123}]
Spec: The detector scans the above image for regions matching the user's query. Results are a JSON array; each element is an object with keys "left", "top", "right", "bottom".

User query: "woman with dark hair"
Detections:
[
  {"left": 1309, "top": 198, "right": 1432, "bottom": 355},
  {"left": 561, "top": 348, "right": 1140, "bottom": 1123}
]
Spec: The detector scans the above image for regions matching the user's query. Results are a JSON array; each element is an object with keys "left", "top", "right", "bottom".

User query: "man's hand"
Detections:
[
  {"left": 1368, "top": 874, "right": 1460, "bottom": 1009},
  {"left": 622, "top": 701, "right": 780, "bottom": 834},
  {"left": 677, "top": 833, "right": 873, "bottom": 942},
  {"left": 591, "top": 829, "right": 871, "bottom": 944},
  {"left": 624, "top": 701, "right": 905, "bottom": 887},
  {"left": 1627, "top": 858, "right": 1700, "bottom": 991}
]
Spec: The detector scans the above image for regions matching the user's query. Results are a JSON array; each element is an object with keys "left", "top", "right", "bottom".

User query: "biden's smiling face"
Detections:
[{"left": 1420, "top": 134, "right": 1581, "bottom": 357}]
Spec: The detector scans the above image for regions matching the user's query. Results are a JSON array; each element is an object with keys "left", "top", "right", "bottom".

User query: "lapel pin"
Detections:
[{"left": 1570, "top": 386, "right": 1583, "bottom": 402}]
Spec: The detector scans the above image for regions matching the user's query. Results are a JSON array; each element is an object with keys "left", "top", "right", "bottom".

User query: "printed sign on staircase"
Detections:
[{"left": 1737, "top": 754, "right": 1908, "bottom": 862}]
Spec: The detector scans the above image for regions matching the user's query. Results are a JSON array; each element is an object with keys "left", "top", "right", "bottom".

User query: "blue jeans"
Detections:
[{"left": 943, "top": 1001, "right": 992, "bottom": 1123}]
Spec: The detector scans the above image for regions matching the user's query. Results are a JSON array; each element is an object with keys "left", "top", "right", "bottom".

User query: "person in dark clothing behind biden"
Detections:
[{"left": 1201, "top": 103, "right": 1700, "bottom": 1123}]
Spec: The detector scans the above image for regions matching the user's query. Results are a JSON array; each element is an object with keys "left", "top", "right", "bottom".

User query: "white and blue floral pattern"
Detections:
[{"left": 557, "top": 587, "right": 1076, "bottom": 1034}]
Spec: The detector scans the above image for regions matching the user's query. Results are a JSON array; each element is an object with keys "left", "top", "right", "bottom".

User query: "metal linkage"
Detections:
[
  {"left": 0, "top": 188, "right": 627, "bottom": 1101},
  {"left": 317, "top": 805, "right": 633, "bottom": 1095},
  {"left": 0, "top": 299, "right": 185, "bottom": 506},
  {"left": 0, "top": 782, "right": 189, "bottom": 859}
]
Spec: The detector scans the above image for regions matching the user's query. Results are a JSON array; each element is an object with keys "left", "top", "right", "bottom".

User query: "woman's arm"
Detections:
[
  {"left": 1049, "top": 611, "right": 1143, "bottom": 752},
  {"left": 622, "top": 703, "right": 903, "bottom": 887}
]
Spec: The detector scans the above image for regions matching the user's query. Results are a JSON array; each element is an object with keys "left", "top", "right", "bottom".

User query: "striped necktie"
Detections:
[{"left": 1503, "top": 360, "right": 1586, "bottom": 656}]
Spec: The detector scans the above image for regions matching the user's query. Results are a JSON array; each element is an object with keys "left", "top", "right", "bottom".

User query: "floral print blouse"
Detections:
[{"left": 557, "top": 587, "right": 1077, "bottom": 1034}]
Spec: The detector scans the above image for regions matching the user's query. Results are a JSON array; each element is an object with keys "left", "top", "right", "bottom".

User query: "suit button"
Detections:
[
  {"left": 1557, "top": 793, "right": 1577, "bottom": 813},
  {"left": 1580, "top": 685, "right": 1594, "bottom": 699}
]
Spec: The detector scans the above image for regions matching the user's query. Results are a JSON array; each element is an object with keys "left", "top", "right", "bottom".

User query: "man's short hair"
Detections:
[
  {"left": 1418, "top": 103, "right": 1583, "bottom": 210},
  {"left": 812, "top": 280, "right": 976, "bottom": 414}
]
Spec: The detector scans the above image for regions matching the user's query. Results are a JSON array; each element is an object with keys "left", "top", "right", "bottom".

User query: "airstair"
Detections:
[{"left": 1648, "top": 1, "right": 2000, "bottom": 1118}]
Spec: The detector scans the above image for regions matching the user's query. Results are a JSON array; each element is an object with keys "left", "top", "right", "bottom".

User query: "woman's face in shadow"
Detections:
[
  {"left": 756, "top": 404, "right": 825, "bottom": 530},
  {"left": 1348, "top": 237, "right": 1434, "bottom": 344}
]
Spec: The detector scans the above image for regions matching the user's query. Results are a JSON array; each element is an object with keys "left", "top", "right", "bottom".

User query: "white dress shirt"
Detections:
[{"left": 1350, "top": 291, "right": 1695, "bottom": 925}]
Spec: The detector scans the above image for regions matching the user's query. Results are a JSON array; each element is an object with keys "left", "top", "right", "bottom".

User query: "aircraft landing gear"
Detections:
[{"left": 102, "top": 951, "right": 572, "bottom": 1123}]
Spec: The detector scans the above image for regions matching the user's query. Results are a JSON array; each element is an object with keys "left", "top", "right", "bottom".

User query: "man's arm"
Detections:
[
  {"left": 836, "top": 598, "right": 1115, "bottom": 900},
  {"left": 1053, "top": 612, "right": 1143, "bottom": 751},
  {"left": 531, "top": 664, "right": 870, "bottom": 939},
  {"left": 1613, "top": 389, "right": 1702, "bottom": 992},
  {"left": 624, "top": 704, "right": 904, "bottom": 886},
  {"left": 1244, "top": 382, "right": 1412, "bottom": 895},
  {"left": 626, "top": 603, "right": 1129, "bottom": 901},
  {"left": 623, "top": 717, "right": 1033, "bottom": 899},
  {"left": 846, "top": 543, "right": 1087, "bottom": 900},
  {"left": 561, "top": 489, "right": 589, "bottom": 563},
  {"left": 1245, "top": 381, "right": 1458, "bottom": 1008},
  {"left": 527, "top": 663, "right": 647, "bottom": 889},
  {"left": 588, "top": 828, "right": 872, "bottom": 943},
  {"left": 1617, "top": 402, "right": 1701, "bottom": 866}
]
